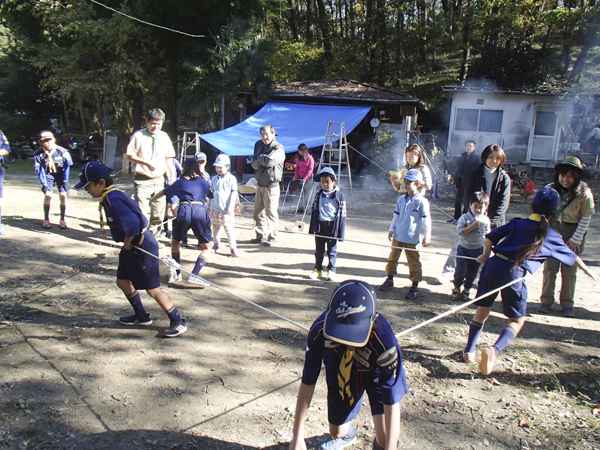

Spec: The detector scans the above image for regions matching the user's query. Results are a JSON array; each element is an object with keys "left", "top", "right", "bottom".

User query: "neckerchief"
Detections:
[
  {"left": 45, "top": 148, "right": 57, "bottom": 174},
  {"left": 529, "top": 213, "right": 545, "bottom": 222},
  {"left": 556, "top": 191, "right": 577, "bottom": 227},
  {"left": 146, "top": 127, "right": 157, "bottom": 160},
  {"left": 98, "top": 186, "right": 122, "bottom": 240},
  {"left": 321, "top": 186, "right": 339, "bottom": 198},
  {"left": 337, "top": 348, "right": 355, "bottom": 405}
]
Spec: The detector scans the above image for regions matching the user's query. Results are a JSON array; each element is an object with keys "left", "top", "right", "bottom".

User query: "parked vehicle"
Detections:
[
  {"left": 6, "top": 140, "right": 38, "bottom": 162},
  {"left": 68, "top": 135, "right": 99, "bottom": 164}
]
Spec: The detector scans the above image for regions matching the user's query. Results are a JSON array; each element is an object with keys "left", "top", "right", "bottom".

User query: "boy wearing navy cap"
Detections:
[
  {"left": 289, "top": 280, "right": 408, "bottom": 450},
  {"left": 379, "top": 168, "right": 431, "bottom": 299},
  {"left": 75, "top": 161, "right": 187, "bottom": 338},
  {"left": 34, "top": 130, "right": 73, "bottom": 229},
  {"left": 308, "top": 167, "right": 346, "bottom": 282}
]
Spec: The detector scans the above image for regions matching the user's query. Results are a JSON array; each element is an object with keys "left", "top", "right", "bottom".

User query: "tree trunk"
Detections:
[
  {"left": 307, "top": 0, "right": 316, "bottom": 43},
  {"left": 316, "top": 0, "right": 333, "bottom": 64},
  {"left": 569, "top": 26, "right": 599, "bottom": 81},
  {"left": 287, "top": 0, "right": 299, "bottom": 40},
  {"left": 132, "top": 87, "right": 144, "bottom": 132},
  {"left": 459, "top": 0, "right": 472, "bottom": 84}
]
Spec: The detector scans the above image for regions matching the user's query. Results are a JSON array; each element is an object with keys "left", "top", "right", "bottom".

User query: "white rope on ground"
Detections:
[
  {"left": 133, "top": 245, "right": 310, "bottom": 332},
  {"left": 233, "top": 222, "right": 480, "bottom": 261},
  {"left": 395, "top": 276, "right": 526, "bottom": 338},
  {"left": 89, "top": 0, "right": 207, "bottom": 38},
  {"left": 349, "top": 144, "right": 456, "bottom": 221}
]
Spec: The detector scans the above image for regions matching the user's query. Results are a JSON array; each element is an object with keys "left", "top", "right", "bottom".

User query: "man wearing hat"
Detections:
[
  {"left": 540, "top": 156, "right": 595, "bottom": 317},
  {"left": 250, "top": 124, "right": 285, "bottom": 246},
  {"left": 289, "top": 280, "right": 409, "bottom": 450},
  {"left": 126, "top": 108, "right": 175, "bottom": 237},
  {"left": 34, "top": 130, "right": 73, "bottom": 229}
]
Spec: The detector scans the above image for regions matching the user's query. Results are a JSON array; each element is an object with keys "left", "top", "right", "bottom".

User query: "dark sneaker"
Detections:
[
  {"left": 320, "top": 423, "right": 356, "bottom": 450},
  {"left": 447, "top": 218, "right": 458, "bottom": 224},
  {"left": 538, "top": 303, "right": 552, "bottom": 314},
  {"left": 405, "top": 286, "right": 419, "bottom": 299},
  {"left": 119, "top": 314, "right": 152, "bottom": 326},
  {"left": 451, "top": 287, "right": 460, "bottom": 301},
  {"left": 250, "top": 236, "right": 263, "bottom": 244},
  {"left": 562, "top": 307, "right": 576, "bottom": 318},
  {"left": 458, "top": 289, "right": 470, "bottom": 301},
  {"left": 262, "top": 239, "right": 277, "bottom": 246},
  {"left": 379, "top": 278, "right": 394, "bottom": 291},
  {"left": 163, "top": 319, "right": 187, "bottom": 338}
]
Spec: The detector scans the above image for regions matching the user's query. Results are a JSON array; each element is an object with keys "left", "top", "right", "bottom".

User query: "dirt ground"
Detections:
[{"left": 1, "top": 170, "right": 600, "bottom": 450}]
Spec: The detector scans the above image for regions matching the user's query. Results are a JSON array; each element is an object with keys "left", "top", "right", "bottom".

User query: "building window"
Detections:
[
  {"left": 455, "top": 108, "right": 503, "bottom": 133},
  {"left": 534, "top": 111, "right": 557, "bottom": 136}
]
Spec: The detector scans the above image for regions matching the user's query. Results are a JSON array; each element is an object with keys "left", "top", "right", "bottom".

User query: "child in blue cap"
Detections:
[
  {"left": 380, "top": 168, "right": 431, "bottom": 299},
  {"left": 75, "top": 161, "right": 187, "bottom": 338},
  {"left": 463, "top": 187, "right": 598, "bottom": 375},
  {"left": 308, "top": 167, "right": 346, "bottom": 282},
  {"left": 289, "top": 280, "right": 408, "bottom": 450}
]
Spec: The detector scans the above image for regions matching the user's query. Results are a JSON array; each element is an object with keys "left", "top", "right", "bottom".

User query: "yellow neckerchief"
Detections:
[
  {"left": 98, "top": 186, "right": 122, "bottom": 240},
  {"left": 337, "top": 347, "right": 356, "bottom": 405},
  {"left": 45, "top": 148, "right": 57, "bottom": 174},
  {"left": 529, "top": 213, "right": 545, "bottom": 222}
]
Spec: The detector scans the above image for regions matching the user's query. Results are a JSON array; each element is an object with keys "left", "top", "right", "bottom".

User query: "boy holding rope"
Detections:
[
  {"left": 289, "top": 280, "right": 408, "bottom": 450},
  {"left": 379, "top": 169, "right": 431, "bottom": 299},
  {"left": 75, "top": 161, "right": 187, "bottom": 338}
]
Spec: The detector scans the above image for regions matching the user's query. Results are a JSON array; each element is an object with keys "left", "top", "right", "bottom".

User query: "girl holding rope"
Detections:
[{"left": 463, "top": 188, "right": 598, "bottom": 376}]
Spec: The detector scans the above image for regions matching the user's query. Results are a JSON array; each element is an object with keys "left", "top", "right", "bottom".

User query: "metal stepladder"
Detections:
[
  {"left": 310, "top": 121, "right": 354, "bottom": 207},
  {"left": 178, "top": 132, "right": 201, "bottom": 164}
]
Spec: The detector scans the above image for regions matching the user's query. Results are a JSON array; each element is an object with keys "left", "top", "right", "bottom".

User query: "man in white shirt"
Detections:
[{"left": 126, "top": 109, "right": 175, "bottom": 237}]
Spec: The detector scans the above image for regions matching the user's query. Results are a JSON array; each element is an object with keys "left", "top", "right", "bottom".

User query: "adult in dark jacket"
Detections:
[
  {"left": 463, "top": 144, "right": 511, "bottom": 230},
  {"left": 250, "top": 124, "right": 285, "bottom": 246},
  {"left": 452, "top": 140, "right": 479, "bottom": 220},
  {"left": 435, "top": 144, "right": 511, "bottom": 285}
]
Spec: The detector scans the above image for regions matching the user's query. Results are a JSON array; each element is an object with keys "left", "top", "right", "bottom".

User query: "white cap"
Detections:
[{"left": 214, "top": 154, "right": 230, "bottom": 167}]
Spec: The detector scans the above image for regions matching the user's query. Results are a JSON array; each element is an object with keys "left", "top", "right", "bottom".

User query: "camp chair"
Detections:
[
  {"left": 280, "top": 179, "right": 306, "bottom": 214},
  {"left": 236, "top": 184, "right": 257, "bottom": 216}
]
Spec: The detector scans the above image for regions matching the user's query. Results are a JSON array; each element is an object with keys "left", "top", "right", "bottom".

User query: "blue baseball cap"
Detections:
[
  {"left": 323, "top": 280, "right": 377, "bottom": 347},
  {"left": 314, "top": 167, "right": 337, "bottom": 182},
  {"left": 183, "top": 157, "right": 197, "bottom": 167},
  {"left": 403, "top": 168, "right": 423, "bottom": 183},
  {"left": 194, "top": 152, "right": 207, "bottom": 162},
  {"left": 74, "top": 161, "right": 111, "bottom": 189},
  {"left": 532, "top": 187, "right": 559, "bottom": 213}
]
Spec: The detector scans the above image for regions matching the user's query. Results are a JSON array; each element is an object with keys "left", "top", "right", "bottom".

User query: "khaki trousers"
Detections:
[
  {"left": 253, "top": 185, "right": 280, "bottom": 240},
  {"left": 385, "top": 239, "right": 422, "bottom": 283},
  {"left": 540, "top": 223, "right": 583, "bottom": 308},
  {"left": 134, "top": 177, "right": 166, "bottom": 237}
]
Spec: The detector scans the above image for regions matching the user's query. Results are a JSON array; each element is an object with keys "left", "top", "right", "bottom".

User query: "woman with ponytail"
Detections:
[{"left": 462, "top": 188, "right": 598, "bottom": 376}]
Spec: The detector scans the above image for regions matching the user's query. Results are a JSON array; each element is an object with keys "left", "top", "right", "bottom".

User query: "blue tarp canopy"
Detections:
[{"left": 200, "top": 102, "right": 371, "bottom": 156}]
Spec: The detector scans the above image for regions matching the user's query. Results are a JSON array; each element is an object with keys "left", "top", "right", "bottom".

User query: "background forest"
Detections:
[{"left": 0, "top": 0, "right": 598, "bottom": 147}]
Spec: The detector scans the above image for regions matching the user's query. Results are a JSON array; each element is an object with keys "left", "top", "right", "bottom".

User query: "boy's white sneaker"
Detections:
[
  {"left": 326, "top": 270, "right": 337, "bottom": 282},
  {"left": 309, "top": 269, "right": 321, "bottom": 280},
  {"left": 188, "top": 274, "right": 210, "bottom": 287}
]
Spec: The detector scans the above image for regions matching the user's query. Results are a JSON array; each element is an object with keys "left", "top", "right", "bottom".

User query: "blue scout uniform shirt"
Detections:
[
  {"left": 209, "top": 172, "right": 237, "bottom": 213},
  {"left": 488, "top": 215, "right": 578, "bottom": 274},
  {"left": 102, "top": 189, "right": 147, "bottom": 243},
  {"left": 302, "top": 312, "right": 409, "bottom": 406},
  {"left": 319, "top": 187, "right": 339, "bottom": 221},
  {"left": 34, "top": 146, "right": 72, "bottom": 185},
  {"left": 392, "top": 192, "right": 430, "bottom": 244},
  {"left": 163, "top": 175, "right": 214, "bottom": 204}
]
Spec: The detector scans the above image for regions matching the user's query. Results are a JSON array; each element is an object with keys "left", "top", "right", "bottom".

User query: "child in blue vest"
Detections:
[
  {"left": 451, "top": 191, "right": 491, "bottom": 301},
  {"left": 289, "top": 280, "right": 408, "bottom": 450},
  {"left": 380, "top": 169, "right": 431, "bottom": 299},
  {"left": 75, "top": 161, "right": 187, "bottom": 338},
  {"left": 34, "top": 131, "right": 73, "bottom": 229},
  {"left": 152, "top": 158, "right": 214, "bottom": 286},
  {"left": 308, "top": 167, "right": 346, "bottom": 282},
  {"left": 463, "top": 188, "right": 598, "bottom": 375}
]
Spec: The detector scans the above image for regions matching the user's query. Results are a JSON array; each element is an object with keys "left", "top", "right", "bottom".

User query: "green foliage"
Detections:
[{"left": 267, "top": 41, "right": 326, "bottom": 83}]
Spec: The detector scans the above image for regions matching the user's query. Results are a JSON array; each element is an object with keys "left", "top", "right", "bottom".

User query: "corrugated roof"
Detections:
[
  {"left": 441, "top": 86, "right": 574, "bottom": 96},
  {"left": 272, "top": 78, "right": 421, "bottom": 103}
]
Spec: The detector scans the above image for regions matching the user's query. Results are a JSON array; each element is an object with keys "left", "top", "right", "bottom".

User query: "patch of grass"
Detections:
[{"left": 2, "top": 158, "right": 35, "bottom": 176}]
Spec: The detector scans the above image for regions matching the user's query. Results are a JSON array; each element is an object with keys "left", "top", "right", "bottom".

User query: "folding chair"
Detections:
[
  {"left": 280, "top": 179, "right": 306, "bottom": 214},
  {"left": 236, "top": 184, "right": 257, "bottom": 216}
]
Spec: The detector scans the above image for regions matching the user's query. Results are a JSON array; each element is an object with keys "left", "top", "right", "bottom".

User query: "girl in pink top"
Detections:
[{"left": 293, "top": 144, "right": 315, "bottom": 212}]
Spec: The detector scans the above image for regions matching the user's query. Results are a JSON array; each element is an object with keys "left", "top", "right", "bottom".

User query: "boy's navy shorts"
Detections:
[
  {"left": 117, "top": 230, "right": 161, "bottom": 290},
  {"left": 172, "top": 203, "right": 212, "bottom": 244},
  {"left": 0, "top": 166, "right": 4, "bottom": 198},
  {"left": 42, "top": 172, "right": 69, "bottom": 193},
  {"left": 475, "top": 256, "right": 527, "bottom": 318},
  {"left": 326, "top": 376, "right": 388, "bottom": 425}
]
